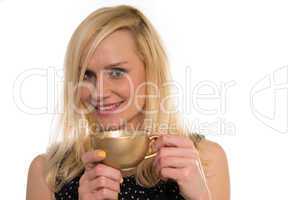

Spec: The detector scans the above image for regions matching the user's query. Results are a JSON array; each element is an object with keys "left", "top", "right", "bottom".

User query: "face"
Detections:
[{"left": 79, "top": 29, "right": 146, "bottom": 131}]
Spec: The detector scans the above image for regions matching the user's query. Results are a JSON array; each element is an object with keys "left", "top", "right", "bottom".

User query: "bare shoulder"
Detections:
[
  {"left": 197, "top": 138, "right": 228, "bottom": 161},
  {"left": 26, "top": 154, "right": 53, "bottom": 200},
  {"left": 29, "top": 154, "right": 47, "bottom": 170},
  {"left": 196, "top": 138, "right": 230, "bottom": 200}
]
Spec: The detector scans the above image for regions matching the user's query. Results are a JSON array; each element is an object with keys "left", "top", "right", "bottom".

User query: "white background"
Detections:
[{"left": 0, "top": 0, "right": 299, "bottom": 199}]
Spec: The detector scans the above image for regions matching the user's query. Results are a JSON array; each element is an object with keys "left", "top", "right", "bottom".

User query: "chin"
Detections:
[
  {"left": 95, "top": 118, "right": 126, "bottom": 131},
  {"left": 100, "top": 126, "right": 123, "bottom": 131}
]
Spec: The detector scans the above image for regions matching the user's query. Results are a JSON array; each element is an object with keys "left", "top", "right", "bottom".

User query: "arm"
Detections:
[
  {"left": 197, "top": 139, "right": 230, "bottom": 200},
  {"left": 26, "top": 154, "right": 53, "bottom": 200}
]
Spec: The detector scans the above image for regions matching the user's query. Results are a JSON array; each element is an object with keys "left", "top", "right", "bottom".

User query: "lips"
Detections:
[{"left": 94, "top": 101, "right": 124, "bottom": 114}]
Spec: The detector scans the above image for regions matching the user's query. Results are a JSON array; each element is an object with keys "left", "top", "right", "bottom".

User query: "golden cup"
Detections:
[{"left": 90, "top": 130, "right": 159, "bottom": 172}]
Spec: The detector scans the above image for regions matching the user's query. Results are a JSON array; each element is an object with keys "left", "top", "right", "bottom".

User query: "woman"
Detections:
[{"left": 26, "top": 5, "right": 230, "bottom": 200}]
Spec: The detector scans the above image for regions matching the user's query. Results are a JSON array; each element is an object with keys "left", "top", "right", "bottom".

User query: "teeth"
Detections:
[
  {"left": 97, "top": 102, "right": 121, "bottom": 111},
  {"left": 99, "top": 104, "right": 117, "bottom": 110}
]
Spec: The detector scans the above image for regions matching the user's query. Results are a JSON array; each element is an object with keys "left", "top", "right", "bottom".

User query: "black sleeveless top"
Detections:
[{"left": 54, "top": 172, "right": 185, "bottom": 200}]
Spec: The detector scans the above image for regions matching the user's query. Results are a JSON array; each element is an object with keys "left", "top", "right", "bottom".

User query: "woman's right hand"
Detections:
[{"left": 78, "top": 150, "right": 123, "bottom": 200}]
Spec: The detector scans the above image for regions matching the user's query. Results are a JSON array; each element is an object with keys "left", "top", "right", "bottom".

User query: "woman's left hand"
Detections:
[{"left": 152, "top": 134, "right": 210, "bottom": 200}]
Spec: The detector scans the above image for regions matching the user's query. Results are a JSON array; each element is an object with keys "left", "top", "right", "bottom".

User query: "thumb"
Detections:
[{"left": 81, "top": 150, "right": 106, "bottom": 170}]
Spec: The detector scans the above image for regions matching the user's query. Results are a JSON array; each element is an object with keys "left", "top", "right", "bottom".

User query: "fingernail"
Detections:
[
  {"left": 96, "top": 150, "right": 106, "bottom": 158},
  {"left": 120, "top": 178, "right": 124, "bottom": 183}
]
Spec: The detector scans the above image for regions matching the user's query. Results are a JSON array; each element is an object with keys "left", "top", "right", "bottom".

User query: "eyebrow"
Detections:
[
  {"left": 79, "top": 61, "right": 128, "bottom": 73},
  {"left": 103, "top": 61, "right": 128, "bottom": 69}
]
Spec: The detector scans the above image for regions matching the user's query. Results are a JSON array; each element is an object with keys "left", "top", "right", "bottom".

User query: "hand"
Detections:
[
  {"left": 152, "top": 134, "right": 210, "bottom": 200},
  {"left": 78, "top": 150, "right": 123, "bottom": 200}
]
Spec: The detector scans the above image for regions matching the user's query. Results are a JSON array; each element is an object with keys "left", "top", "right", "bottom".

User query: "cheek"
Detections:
[
  {"left": 132, "top": 71, "right": 146, "bottom": 106},
  {"left": 119, "top": 76, "right": 146, "bottom": 109},
  {"left": 132, "top": 81, "right": 146, "bottom": 110},
  {"left": 134, "top": 82, "right": 146, "bottom": 97},
  {"left": 78, "top": 85, "right": 92, "bottom": 101},
  {"left": 117, "top": 75, "right": 144, "bottom": 98}
]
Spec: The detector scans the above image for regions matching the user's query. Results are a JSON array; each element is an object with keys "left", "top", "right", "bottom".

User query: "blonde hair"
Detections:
[{"left": 45, "top": 4, "right": 204, "bottom": 192}]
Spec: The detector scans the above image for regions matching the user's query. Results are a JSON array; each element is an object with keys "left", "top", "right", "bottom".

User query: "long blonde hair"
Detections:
[{"left": 45, "top": 4, "right": 204, "bottom": 192}]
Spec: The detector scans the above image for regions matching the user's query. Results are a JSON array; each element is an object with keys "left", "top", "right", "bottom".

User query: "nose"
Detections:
[{"left": 91, "top": 73, "right": 113, "bottom": 102}]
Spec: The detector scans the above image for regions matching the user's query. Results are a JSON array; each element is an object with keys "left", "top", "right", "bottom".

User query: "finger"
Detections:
[
  {"left": 154, "top": 156, "right": 196, "bottom": 171},
  {"left": 93, "top": 188, "right": 119, "bottom": 200},
  {"left": 89, "top": 175, "right": 121, "bottom": 192},
  {"left": 81, "top": 150, "right": 106, "bottom": 170},
  {"left": 153, "top": 147, "right": 198, "bottom": 170},
  {"left": 159, "top": 167, "right": 183, "bottom": 182},
  {"left": 85, "top": 163, "right": 123, "bottom": 183},
  {"left": 154, "top": 147, "right": 199, "bottom": 161},
  {"left": 78, "top": 174, "right": 90, "bottom": 195},
  {"left": 153, "top": 134, "right": 194, "bottom": 151},
  {"left": 79, "top": 172, "right": 89, "bottom": 187}
]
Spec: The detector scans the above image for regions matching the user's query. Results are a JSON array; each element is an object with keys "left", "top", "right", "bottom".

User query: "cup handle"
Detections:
[{"left": 144, "top": 135, "right": 160, "bottom": 160}]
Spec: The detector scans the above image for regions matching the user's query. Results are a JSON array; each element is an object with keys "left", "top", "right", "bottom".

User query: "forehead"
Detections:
[{"left": 88, "top": 29, "right": 138, "bottom": 67}]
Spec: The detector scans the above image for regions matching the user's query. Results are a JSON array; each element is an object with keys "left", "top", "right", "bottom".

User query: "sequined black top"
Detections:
[{"left": 54, "top": 172, "right": 185, "bottom": 200}]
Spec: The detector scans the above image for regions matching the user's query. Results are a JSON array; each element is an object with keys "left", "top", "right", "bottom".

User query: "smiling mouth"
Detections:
[{"left": 94, "top": 101, "right": 125, "bottom": 114}]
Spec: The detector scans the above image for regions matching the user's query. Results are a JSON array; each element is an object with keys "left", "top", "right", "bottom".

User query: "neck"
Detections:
[{"left": 123, "top": 112, "right": 145, "bottom": 131}]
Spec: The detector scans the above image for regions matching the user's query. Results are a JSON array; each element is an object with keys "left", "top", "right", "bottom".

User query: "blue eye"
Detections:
[{"left": 108, "top": 67, "right": 127, "bottom": 78}]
